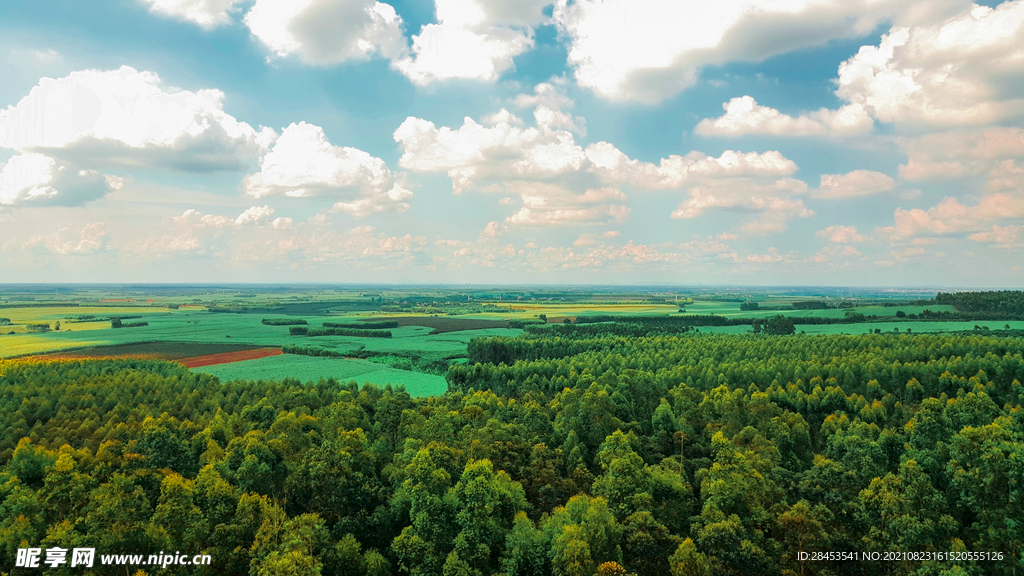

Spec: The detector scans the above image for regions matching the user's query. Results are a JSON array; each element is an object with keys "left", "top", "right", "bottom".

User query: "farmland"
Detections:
[
  {"left": 192, "top": 354, "right": 448, "bottom": 397},
  {"left": 2, "top": 285, "right": 1022, "bottom": 396},
  {"left": 3, "top": 285, "right": 1024, "bottom": 574}
]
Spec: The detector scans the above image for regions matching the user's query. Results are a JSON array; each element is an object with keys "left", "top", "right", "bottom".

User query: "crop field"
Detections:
[
  {"left": 0, "top": 305, "right": 187, "bottom": 333},
  {"left": 364, "top": 316, "right": 510, "bottom": 332},
  {"left": 179, "top": 348, "right": 283, "bottom": 368},
  {"left": 680, "top": 301, "right": 959, "bottom": 318},
  {"left": 3, "top": 286, "right": 1018, "bottom": 396},
  {"left": 192, "top": 354, "right": 448, "bottom": 397},
  {"left": 30, "top": 341, "right": 266, "bottom": 360},
  {"left": 699, "top": 320, "right": 1021, "bottom": 335}
]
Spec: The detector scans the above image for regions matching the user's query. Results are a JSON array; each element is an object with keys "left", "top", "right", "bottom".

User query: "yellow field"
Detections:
[
  {"left": 0, "top": 306, "right": 185, "bottom": 334},
  {"left": 0, "top": 334, "right": 106, "bottom": 357},
  {"left": 474, "top": 303, "right": 680, "bottom": 318}
]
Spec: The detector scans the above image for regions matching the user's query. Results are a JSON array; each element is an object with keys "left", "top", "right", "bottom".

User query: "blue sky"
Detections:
[{"left": 1, "top": 0, "right": 1022, "bottom": 286}]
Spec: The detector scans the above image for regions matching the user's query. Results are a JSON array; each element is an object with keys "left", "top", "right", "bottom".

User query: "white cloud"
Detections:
[
  {"left": 553, "top": 0, "right": 933, "bottom": 103},
  {"left": 968, "top": 224, "right": 1022, "bottom": 246},
  {"left": 671, "top": 184, "right": 813, "bottom": 235},
  {"left": 504, "top": 184, "right": 629, "bottom": 227},
  {"left": 817, "top": 225, "right": 869, "bottom": 243},
  {"left": 244, "top": 0, "right": 547, "bottom": 85},
  {"left": 396, "top": 86, "right": 809, "bottom": 231},
  {"left": 392, "top": 0, "right": 535, "bottom": 84},
  {"left": 394, "top": 113, "right": 587, "bottom": 193},
  {"left": 746, "top": 247, "right": 784, "bottom": 263},
  {"left": 234, "top": 205, "right": 277, "bottom": 225},
  {"left": 126, "top": 206, "right": 295, "bottom": 256},
  {"left": 141, "top": 0, "right": 245, "bottom": 29},
  {"left": 329, "top": 184, "right": 413, "bottom": 217},
  {"left": 0, "top": 153, "right": 115, "bottom": 206},
  {"left": 244, "top": 0, "right": 407, "bottom": 65},
  {"left": 815, "top": 170, "right": 895, "bottom": 198},
  {"left": 586, "top": 142, "right": 810, "bottom": 234},
  {"left": 695, "top": 96, "right": 872, "bottom": 137},
  {"left": 26, "top": 49, "right": 63, "bottom": 65},
  {"left": 812, "top": 244, "right": 863, "bottom": 264},
  {"left": 245, "top": 122, "right": 411, "bottom": 216},
  {"left": 302, "top": 225, "right": 427, "bottom": 264},
  {"left": 20, "top": 222, "right": 110, "bottom": 255},
  {"left": 836, "top": 1, "right": 1024, "bottom": 126},
  {"left": 586, "top": 142, "right": 798, "bottom": 189},
  {"left": 0, "top": 66, "right": 273, "bottom": 172},
  {"left": 888, "top": 193, "right": 1024, "bottom": 238},
  {"left": 899, "top": 127, "right": 1024, "bottom": 181}
]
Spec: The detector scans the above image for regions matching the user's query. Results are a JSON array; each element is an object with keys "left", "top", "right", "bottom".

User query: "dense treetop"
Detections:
[{"left": 1, "top": 328, "right": 1023, "bottom": 575}]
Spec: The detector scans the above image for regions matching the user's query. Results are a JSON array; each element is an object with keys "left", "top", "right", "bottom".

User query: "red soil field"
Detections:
[{"left": 178, "top": 348, "right": 283, "bottom": 368}]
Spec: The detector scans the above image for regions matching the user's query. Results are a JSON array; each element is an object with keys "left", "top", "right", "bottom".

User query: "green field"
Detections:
[
  {"left": 192, "top": 354, "right": 448, "bottom": 397},
  {"left": 699, "top": 320, "right": 1021, "bottom": 335},
  {"left": 680, "top": 301, "right": 958, "bottom": 318},
  {"left": 0, "top": 303, "right": 523, "bottom": 392},
  {"left": 3, "top": 286, "right": 1019, "bottom": 396}
]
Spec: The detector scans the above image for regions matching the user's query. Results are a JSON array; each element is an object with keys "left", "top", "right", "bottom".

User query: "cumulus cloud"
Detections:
[
  {"left": 393, "top": 0, "right": 538, "bottom": 84},
  {"left": 746, "top": 247, "right": 784, "bottom": 263},
  {"left": 245, "top": 0, "right": 546, "bottom": 85},
  {"left": 19, "top": 222, "right": 110, "bottom": 255},
  {"left": 815, "top": 170, "right": 895, "bottom": 198},
  {"left": 670, "top": 183, "right": 813, "bottom": 235},
  {"left": 968, "top": 224, "right": 1022, "bottom": 246},
  {"left": 888, "top": 193, "right": 1024, "bottom": 238},
  {"left": 244, "top": 0, "right": 407, "bottom": 65},
  {"left": 301, "top": 225, "right": 427, "bottom": 265},
  {"left": 397, "top": 86, "right": 812, "bottom": 231},
  {"left": 812, "top": 244, "right": 863, "bottom": 264},
  {"left": 899, "top": 127, "right": 1024, "bottom": 181},
  {"left": 0, "top": 153, "right": 117, "bottom": 206},
  {"left": 700, "top": 1, "right": 1024, "bottom": 136},
  {"left": 394, "top": 103, "right": 630, "bottom": 226},
  {"left": 885, "top": 126, "right": 1024, "bottom": 241},
  {"left": 140, "top": 0, "right": 245, "bottom": 29},
  {"left": 0, "top": 66, "right": 273, "bottom": 172},
  {"left": 588, "top": 143, "right": 811, "bottom": 234},
  {"left": 695, "top": 96, "right": 873, "bottom": 137},
  {"left": 504, "top": 184, "right": 629, "bottom": 227},
  {"left": 817, "top": 225, "right": 869, "bottom": 243},
  {"left": 836, "top": 1, "right": 1024, "bottom": 126},
  {"left": 553, "top": 0, "right": 931, "bottom": 103},
  {"left": 394, "top": 114, "right": 587, "bottom": 193},
  {"left": 586, "top": 142, "right": 798, "bottom": 189},
  {"left": 245, "top": 122, "right": 411, "bottom": 216},
  {"left": 126, "top": 206, "right": 293, "bottom": 256}
]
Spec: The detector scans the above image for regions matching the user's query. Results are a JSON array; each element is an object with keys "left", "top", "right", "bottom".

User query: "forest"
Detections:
[{"left": 1, "top": 323, "right": 1022, "bottom": 575}]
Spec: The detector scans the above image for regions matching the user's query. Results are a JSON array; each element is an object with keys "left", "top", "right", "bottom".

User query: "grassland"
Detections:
[{"left": 192, "top": 354, "right": 448, "bottom": 397}]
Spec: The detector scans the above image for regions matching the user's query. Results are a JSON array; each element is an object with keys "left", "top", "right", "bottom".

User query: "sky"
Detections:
[{"left": 1, "top": 0, "right": 1022, "bottom": 286}]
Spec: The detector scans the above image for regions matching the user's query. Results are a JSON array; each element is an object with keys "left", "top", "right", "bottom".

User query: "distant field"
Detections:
[
  {"left": 0, "top": 305, "right": 184, "bottom": 334},
  {"left": 681, "top": 301, "right": 959, "bottom": 318},
  {"left": 367, "top": 316, "right": 509, "bottom": 332},
  {"left": 698, "top": 320, "right": 1022, "bottom": 335},
  {"left": 473, "top": 302, "right": 680, "bottom": 319},
  {"left": 192, "top": 354, "right": 447, "bottom": 397}
]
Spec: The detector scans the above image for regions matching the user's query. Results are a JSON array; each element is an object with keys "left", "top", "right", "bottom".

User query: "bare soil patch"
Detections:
[{"left": 179, "top": 348, "right": 283, "bottom": 368}]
